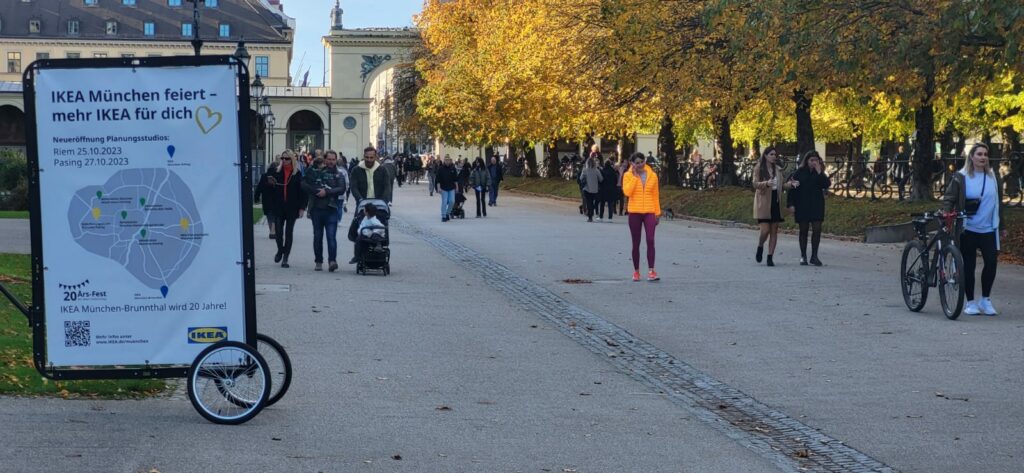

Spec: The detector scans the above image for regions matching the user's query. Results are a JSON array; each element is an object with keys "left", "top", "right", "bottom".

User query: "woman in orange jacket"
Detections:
[{"left": 622, "top": 152, "right": 661, "bottom": 281}]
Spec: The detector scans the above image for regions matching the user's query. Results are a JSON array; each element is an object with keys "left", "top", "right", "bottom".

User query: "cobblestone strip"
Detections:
[{"left": 394, "top": 218, "right": 896, "bottom": 473}]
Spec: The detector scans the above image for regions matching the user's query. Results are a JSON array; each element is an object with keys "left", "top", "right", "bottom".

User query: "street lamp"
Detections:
[
  {"left": 259, "top": 96, "right": 272, "bottom": 117},
  {"left": 234, "top": 40, "right": 250, "bottom": 67},
  {"left": 251, "top": 75, "right": 264, "bottom": 102},
  {"left": 186, "top": 0, "right": 204, "bottom": 56}
]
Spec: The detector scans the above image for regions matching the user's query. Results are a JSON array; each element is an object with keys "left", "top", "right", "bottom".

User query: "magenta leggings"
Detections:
[{"left": 628, "top": 213, "right": 657, "bottom": 270}]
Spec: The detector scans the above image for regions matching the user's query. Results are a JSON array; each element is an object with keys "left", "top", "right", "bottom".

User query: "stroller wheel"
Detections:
[{"left": 384, "top": 264, "right": 390, "bottom": 276}]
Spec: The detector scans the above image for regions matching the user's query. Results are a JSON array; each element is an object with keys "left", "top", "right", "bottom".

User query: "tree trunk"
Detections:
[
  {"left": 1001, "top": 126, "right": 1021, "bottom": 197},
  {"left": 545, "top": 143, "right": 560, "bottom": 179},
  {"left": 659, "top": 113, "right": 680, "bottom": 186},
  {"left": 523, "top": 141, "right": 537, "bottom": 177},
  {"left": 794, "top": 90, "right": 815, "bottom": 159},
  {"left": 716, "top": 116, "right": 737, "bottom": 186},
  {"left": 913, "top": 74, "right": 937, "bottom": 200}
]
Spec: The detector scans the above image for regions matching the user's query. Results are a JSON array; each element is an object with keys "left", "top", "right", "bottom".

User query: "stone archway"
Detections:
[
  {"left": 287, "top": 110, "right": 325, "bottom": 153},
  {"left": 0, "top": 105, "right": 26, "bottom": 151}
]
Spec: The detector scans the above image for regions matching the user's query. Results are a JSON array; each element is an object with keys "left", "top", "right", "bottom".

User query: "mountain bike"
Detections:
[{"left": 900, "top": 210, "right": 966, "bottom": 320}]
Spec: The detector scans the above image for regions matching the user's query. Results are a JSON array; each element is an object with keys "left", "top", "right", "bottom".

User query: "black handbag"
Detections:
[{"left": 963, "top": 174, "right": 985, "bottom": 216}]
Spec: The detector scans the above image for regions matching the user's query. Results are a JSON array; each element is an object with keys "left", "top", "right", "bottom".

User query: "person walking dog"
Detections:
[
  {"left": 622, "top": 152, "right": 661, "bottom": 282},
  {"left": 943, "top": 143, "right": 1007, "bottom": 316}
]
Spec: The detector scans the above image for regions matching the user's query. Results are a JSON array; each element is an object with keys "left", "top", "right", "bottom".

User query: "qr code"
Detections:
[{"left": 64, "top": 320, "right": 91, "bottom": 347}]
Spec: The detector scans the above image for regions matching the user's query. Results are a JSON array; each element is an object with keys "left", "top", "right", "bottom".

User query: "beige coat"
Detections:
[{"left": 752, "top": 163, "right": 794, "bottom": 220}]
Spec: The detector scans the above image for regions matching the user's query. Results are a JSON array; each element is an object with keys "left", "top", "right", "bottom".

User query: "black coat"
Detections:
[
  {"left": 267, "top": 169, "right": 308, "bottom": 220},
  {"left": 255, "top": 170, "right": 280, "bottom": 216},
  {"left": 436, "top": 165, "right": 458, "bottom": 191},
  {"left": 786, "top": 166, "right": 830, "bottom": 223},
  {"left": 599, "top": 165, "right": 618, "bottom": 201}
]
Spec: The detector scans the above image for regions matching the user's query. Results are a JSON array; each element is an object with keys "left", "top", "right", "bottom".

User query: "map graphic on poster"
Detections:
[{"left": 67, "top": 168, "right": 204, "bottom": 295}]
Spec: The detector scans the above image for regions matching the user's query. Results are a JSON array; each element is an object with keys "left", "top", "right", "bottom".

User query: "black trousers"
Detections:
[
  {"left": 598, "top": 197, "right": 616, "bottom": 219},
  {"left": 960, "top": 230, "right": 998, "bottom": 299},
  {"left": 474, "top": 188, "right": 487, "bottom": 217},
  {"left": 585, "top": 192, "right": 600, "bottom": 218},
  {"left": 273, "top": 216, "right": 297, "bottom": 259},
  {"left": 798, "top": 221, "right": 822, "bottom": 258}
]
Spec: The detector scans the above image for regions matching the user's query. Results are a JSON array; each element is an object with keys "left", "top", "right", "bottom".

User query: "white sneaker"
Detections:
[
  {"left": 979, "top": 298, "right": 999, "bottom": 316},
  {"left": 597, "top": 217, "right": 603, "bottom": 222},
  {"left": 963, "top": 300, "right": 981, "bottom": 316}
]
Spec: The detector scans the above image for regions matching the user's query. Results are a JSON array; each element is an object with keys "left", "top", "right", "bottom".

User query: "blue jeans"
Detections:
[
  {"left": 311, "top": 208, "right": 339, "bottom": 263},
  {"left": 440, "top": 189, "right": 455, "bottom": 218},
  {"left": 489, "top": 182, "right": 499, "bottom": 204}
]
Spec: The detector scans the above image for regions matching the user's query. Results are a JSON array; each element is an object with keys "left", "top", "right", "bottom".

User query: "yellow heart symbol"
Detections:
[{"left": 195, "top": 106, "right": 222, "bottom": 135}]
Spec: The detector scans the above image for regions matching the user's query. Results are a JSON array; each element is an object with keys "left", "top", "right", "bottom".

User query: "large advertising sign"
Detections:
[{"left": 26, "top": 58, "right": 253, "bottom": 370}]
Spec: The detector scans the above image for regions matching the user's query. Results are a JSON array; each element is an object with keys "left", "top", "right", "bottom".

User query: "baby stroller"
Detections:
[
  {"left": 450, "top": 191, "right": 467, "bottom": 219},
  {"left": 348, "top": 199, "right": 391, "bottom": 275}
]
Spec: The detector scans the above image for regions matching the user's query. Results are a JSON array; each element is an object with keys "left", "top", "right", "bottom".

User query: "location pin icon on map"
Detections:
[
  {"left": 96, "top": 190, "right": 103, "bottom": 199},
  {"left": 140, "top": 197, "right": 146, "bottom": 207},
  {"left": 160, "top": 286, "right": 169, "bottom": 298},
  {"left": 167, "top": 145, "right": 175, "bottom": 159},
  {"left": 140, "top": 228, "right": 147, "bottom": 238},
  {"left": 121, "top": 210, "right": 127, "bottom": 219}
]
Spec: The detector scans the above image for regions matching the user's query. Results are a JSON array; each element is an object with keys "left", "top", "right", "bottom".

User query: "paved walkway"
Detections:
[
  {"left": 0, "top": 218, "right": 29, "bottom": 254},
  {"left": 1, "top": 184, "right": 1021, "bottom": 472}
]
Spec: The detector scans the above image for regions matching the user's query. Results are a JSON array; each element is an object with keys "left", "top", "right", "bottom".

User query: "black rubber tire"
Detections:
[
  {"left": 188, "top": 341, "right": 270, "bottom": 425},
  {"left": 900, "top": 240, "right": 929, "bottom": 312},
  {"left": 256, "top": 333, "right": 292, "bottom": 406},
  {"left": 938, "top": 245, "right": 966, "bottom": 320}
]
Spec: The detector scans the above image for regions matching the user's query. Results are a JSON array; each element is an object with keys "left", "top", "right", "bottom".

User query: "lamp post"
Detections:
[
  {"left": 259, "top": 96, "right": 274, "bottom": 167},
  {"left": 186, "top": 0, "right": 204, "bottom": 56}
]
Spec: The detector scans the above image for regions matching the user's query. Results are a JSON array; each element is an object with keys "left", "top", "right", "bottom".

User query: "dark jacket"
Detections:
[
  {"left": 255, "top": 168, "right": 280, "bottom": 216},
  {"left": 457, "top": 166, "right": 471, "bottom": 192},
  {"left": 599, "top": 164, "right": 618, "bottom": 201},
  {"left": 470, "top": 167, "right": 489, "bottom": 189},
  {"left": 350, "top": 161, "right": 393, "bottom": 203},
  {"left": 301, "top": 166, "right": 346, "bottom": 211},
  {"left": 487, "top": 162, "right": 503, "bottom": 185},
  {"left": 267, "top": 168, "right": 308, "bottom": 219},
  {"left": 436, "top": 164, "right": 458, "bottom": 191},
  {"left": 786, "top": 166, "right": 831, "bottom": 223}
]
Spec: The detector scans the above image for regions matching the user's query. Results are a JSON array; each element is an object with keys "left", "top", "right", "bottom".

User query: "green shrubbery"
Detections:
[{"left": 0, "top": 150, "right": 28, "bottom": 211}]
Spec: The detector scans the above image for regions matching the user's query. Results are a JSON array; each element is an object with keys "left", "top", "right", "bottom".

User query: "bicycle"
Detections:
[{"left": 900, "top": 210, "right": 966, "bottom": 320}]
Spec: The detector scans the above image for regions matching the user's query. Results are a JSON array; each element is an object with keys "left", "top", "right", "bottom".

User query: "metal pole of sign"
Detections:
[
  {"left": 188, "top": 0, "right": 204, "bottom": 57},
  {"left": 0, "top": 282, "right": 30, "bottom": 323}
]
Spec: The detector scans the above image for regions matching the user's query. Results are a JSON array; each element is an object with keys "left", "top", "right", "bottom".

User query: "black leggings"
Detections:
[
  {"left": 273, "top": 216, "right": 297, "bottom": 258},
  {"left": 798, "top": 221, "right": 822, "bottom": 258},
  {"left": 960, "top": 230, "right": 998, "bottom": 300}
]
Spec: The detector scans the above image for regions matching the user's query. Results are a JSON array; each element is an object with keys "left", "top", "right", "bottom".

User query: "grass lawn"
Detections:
[
  {"left": 0, "top": 210, "right": 28, "bottom": 219},
  {"left": 503, "top": 176, "right": 1024, "bottom": 263},
  {"left": 253, "top": 206, "right": 264, "bottom": 223},
  {"left": 0, "top": 254, "right": 166, "bottom": 398}
]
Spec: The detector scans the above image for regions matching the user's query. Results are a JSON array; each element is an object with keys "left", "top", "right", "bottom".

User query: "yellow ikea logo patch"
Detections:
[{"left": 187, "top": 327, "right": 227, "bottom": 344}]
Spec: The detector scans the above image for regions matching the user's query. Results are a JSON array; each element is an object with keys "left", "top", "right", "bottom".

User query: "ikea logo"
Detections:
[{"left": 187, "top": 327, "right": 227, "bottom": 344}]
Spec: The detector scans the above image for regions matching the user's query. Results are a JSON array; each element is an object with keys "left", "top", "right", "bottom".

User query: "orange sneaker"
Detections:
[
  {"left": 647, "top": 270, "right": 660, "bottom": 281},
  {"left": 632, "top": 271, "right": 641, "bottom": 282}
]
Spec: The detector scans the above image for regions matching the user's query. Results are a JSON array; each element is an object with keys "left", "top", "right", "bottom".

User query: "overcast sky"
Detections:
[{"left": 287, "top": 0, "right": 422, "bottom": 86}]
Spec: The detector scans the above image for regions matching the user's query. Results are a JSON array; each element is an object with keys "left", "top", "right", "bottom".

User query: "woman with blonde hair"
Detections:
[
  {"left": 753, "top": 147, "right": 799, "bottom": 266},
  {"left": 943, "top": 143, "right": 1007, "bottom": 315}
]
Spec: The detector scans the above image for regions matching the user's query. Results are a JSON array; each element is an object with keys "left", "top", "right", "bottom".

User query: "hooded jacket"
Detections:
[{"left": 351, "top": 160, "right": 393, "bottom": 203}]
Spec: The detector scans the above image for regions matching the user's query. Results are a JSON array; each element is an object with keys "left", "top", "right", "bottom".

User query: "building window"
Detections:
[
  {"left": 182, "top": 23, "right": 192, "bottom": 37},
  {"left": 219, "top": 24, "right": 230, "bottom": 37},
  {"left": 144, "top": 21, "right": 154, "bottom": 36},
  {"left": 7, "top": 53, "right": 22, "bottom": 73},
  {"left": 206, "top": 0, "right": 218, "bottom": 6},
  {"left": 123, "top": 0, "right": 136, "bottom": 5},
  {"left": 94, "top": 53, "right": 107, "bottom": 58},
  {"left": 255, "top": 56, "right": 269, "bottom": 77},
  {"left": 36, "top": 52, "right": 49, "bottom": 60},
  {"left": 67, "top": 52, "right": 81, "bottom": 59},
  {"left": 84, "top": 0, "right": 98, "bottom": 5},
  {"left": 29, "top": 20, "right": 41, "bottom": 34},
  {"left": 106, "top": 21, "right": 117, "bottom": 35},
  {"left": 67, "top": 20, "right": 80, "bottom": 35},
  {"left": 168, "top": 0, "right": 181, "bottom": 6}
]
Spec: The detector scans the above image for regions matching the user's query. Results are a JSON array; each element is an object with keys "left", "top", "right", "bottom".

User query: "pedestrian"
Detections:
[
  {"left": 470, "top": 158, "right": 489, "bottom": 218},
  {"left": 580, "top": 156, "right": 603, "bottom": 222},
  {"left": 457, "top": 159, "right": 471, "bottom": 194},
  {"left": 302, "top": 150, "right": 347, "bottom": 272},
  {"left": 753, "top": 147, "right": 799, "bottom": 267},
  {"left": 338, "top": 154, "right": 351, "bottom": 211},
  {"left": 350, "top": 146, "right": 394, "bottom": 204},
  {"left": 435, "top": 155, "right": 458, "bottom": 221},
  {"left": 427, "top": 155, "right": 439, "bottom": 196},
  {"left": 622, "top": 152, "right": 661, "bottom": 282},
  {"left": 487, "top": 155, "right": 503, "bottom": 206},
  {"left": 255, "top": 160, "right": 279, "bottom": 239},
  {"left": 786, "top": 150, "right": 831, "bottom": 266},
  {"left": 894, "top": 145, "right": 911, "bottom": 201},
  {"left": 598, "top": 159, "right": 618, "bottom": 221},
  {"left": 943, "top": 143, "right": 1007, "bottom": 316},
  {"left": 267, "top": 150, "right": 307, "bottom": 269},
  {"left": 326, "top": 150, "right": 349, "bottom": 224},
  {"left": 617, "top": 160, "right": 629, "bottom": 215},
  {"left": 381, "top": 155, "right": 399, "bottom": 202}
]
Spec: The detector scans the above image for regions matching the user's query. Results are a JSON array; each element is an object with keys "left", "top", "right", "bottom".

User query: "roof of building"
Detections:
[{"left": 0, "top": 0, "right": 292, "bottom": 44}]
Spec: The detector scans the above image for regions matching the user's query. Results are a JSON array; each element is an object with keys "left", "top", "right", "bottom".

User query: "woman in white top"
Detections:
[{"left": 943, "top": 143, "right": 1007, "bottom": 315}]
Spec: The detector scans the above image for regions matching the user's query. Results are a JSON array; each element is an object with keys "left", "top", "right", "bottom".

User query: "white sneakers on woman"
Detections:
[{"left": 965, "top": 298, "right": 999, "bottom": 316}]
